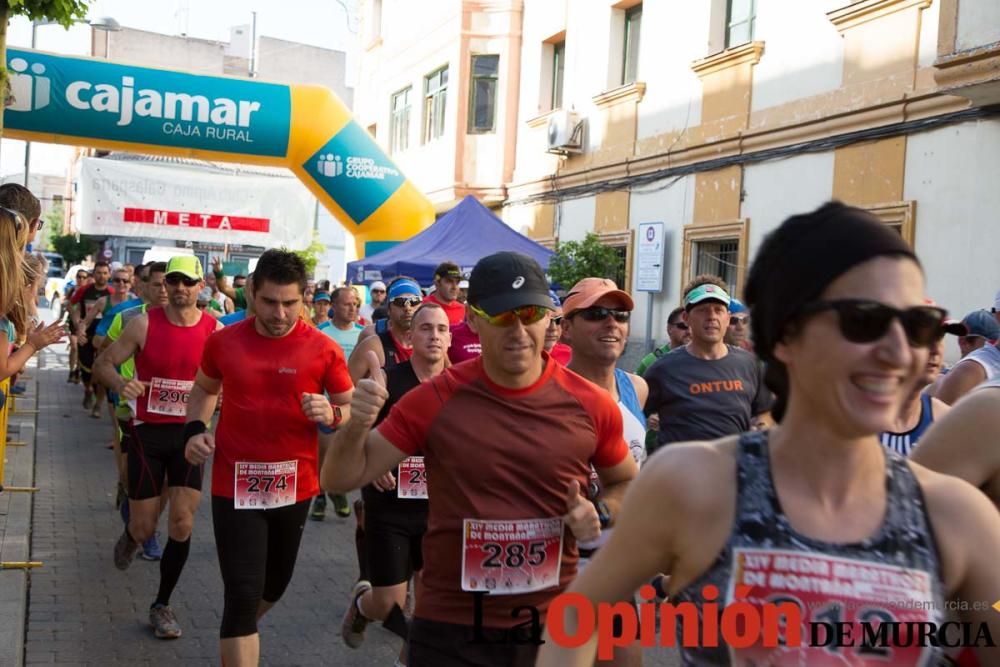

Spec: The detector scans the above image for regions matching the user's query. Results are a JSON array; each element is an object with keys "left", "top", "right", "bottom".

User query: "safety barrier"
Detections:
[{"left": 0, "top": 375, "right": 43, "bottom": 569}]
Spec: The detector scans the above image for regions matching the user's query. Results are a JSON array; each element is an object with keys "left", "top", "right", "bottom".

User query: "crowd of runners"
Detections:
[{"left": 2, "top": 187, "right": 999, "bottom": 666}]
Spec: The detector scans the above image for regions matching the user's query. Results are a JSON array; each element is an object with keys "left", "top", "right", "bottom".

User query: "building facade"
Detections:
[
  {"left": 489, "top": 0, "right": 1000, "bottom": 361},
  {"left": 355, "top": 0, "right": 523, "bottom": 210}
]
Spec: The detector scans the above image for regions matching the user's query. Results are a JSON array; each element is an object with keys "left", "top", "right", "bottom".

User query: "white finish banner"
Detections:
[{"left": 76, "top": 157, "right": 314, "bottom": 250}]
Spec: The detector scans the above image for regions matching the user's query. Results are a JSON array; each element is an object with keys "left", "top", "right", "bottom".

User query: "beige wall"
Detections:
[{"left": 356, "top": 0, "right": 523, "bottom": 209}]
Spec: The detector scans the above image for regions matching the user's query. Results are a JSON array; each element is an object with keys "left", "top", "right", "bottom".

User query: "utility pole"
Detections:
[{"left": 249, "top": 12, "right": 257, "bottom": 78}]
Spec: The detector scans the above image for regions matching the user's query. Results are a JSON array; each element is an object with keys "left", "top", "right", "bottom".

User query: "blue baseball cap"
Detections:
[
  {"left": 729, "top": 297, "right": 748, "bottom": 314},
  {"left": 961, "top": 310, "right": 1000, "bottom": 341},
  {"left": 313, "top": 291, "right": 331, "bottom": 303}
]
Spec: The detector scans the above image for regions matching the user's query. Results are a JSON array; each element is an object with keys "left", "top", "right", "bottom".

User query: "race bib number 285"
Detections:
[{"left": 461, "top": 518, "right": 563, "bottom": 595}]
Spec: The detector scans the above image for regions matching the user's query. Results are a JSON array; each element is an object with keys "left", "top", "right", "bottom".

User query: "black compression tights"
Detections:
[{"left": 211, "top": 496, "right": 310, "bottom": 638}]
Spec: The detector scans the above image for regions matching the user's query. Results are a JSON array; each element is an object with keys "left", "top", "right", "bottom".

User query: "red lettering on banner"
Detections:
[{"left": 123, "top": 207, "right": 270, "bottom": 233}]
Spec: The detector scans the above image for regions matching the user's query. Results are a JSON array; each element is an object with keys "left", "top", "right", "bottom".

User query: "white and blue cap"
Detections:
[{"left": 683, "top": 283, "right": 731, "bottom": 310}]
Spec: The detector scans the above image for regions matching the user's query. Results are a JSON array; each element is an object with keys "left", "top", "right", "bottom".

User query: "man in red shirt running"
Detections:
[
  {"left": 94, "top": 255, "right": 222, "bottom": 640},
  {"left": 183, "top": 249, "right": 353, "bottom": 666},
  {"left": 325, "top": 251, "right": 637, "bottom": 667},
  {"left": 422, "top": 261, "right": 465, "bottom": 326}
]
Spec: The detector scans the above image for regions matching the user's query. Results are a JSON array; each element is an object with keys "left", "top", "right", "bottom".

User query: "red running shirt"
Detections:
[
  {"left": 200, "top": 318, "right": 353, "bottom": 502},
  {"left": 134, "top": 308, "right": 217, "bottom": 424},
  {"left": 377, "top": 353, "right": 628, "bottom": 628},
  {"left": 423, "top": 292, "right": 466, "bottom": 326}
]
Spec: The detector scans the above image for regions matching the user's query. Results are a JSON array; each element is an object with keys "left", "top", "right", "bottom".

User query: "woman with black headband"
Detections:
[{"left": 538, "top": 202, "right": 1000, "bottom": 666}]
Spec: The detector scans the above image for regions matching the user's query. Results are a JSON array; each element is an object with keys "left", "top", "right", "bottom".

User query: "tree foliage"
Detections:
[
  {"left": 547, "top": 232, "right": 621, "bottom": 291},
  {"left": 288, "top": 233, "right": 325, "bottom": 277},
  {"left": 49, "top": 227, "right": 97, "bottom": 265},
  {"left": 0, "top": 0, "right": 92, "bottom": 136}
]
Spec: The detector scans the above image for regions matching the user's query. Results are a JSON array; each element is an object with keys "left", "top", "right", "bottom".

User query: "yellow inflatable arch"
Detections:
[{"left": 3, "top": 48, "right": 434, "bottom": 257}]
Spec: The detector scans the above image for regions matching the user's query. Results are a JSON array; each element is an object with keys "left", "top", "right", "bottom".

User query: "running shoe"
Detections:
[
  {"left": 113, "top": 527, "right": 140, "bottom": 570},
  {"left": 309, "top": 494, "right": 326, "bottom": 521},
  {"left": 149, "top": 604, "right": 182, "bottom": 639},
  {"left": 139, "top": 533, "right": 163, "bottom": 561},
  {"left": 331, "top": 493, "right": 351, "bottom": 518},
  {"left": 341, "top": 580, "right": 372, "bottom": 648}
]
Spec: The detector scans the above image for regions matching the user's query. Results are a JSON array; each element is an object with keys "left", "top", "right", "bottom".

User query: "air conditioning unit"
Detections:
[{"left": 546, "top": 111, "right": 583, "bottom": 155}]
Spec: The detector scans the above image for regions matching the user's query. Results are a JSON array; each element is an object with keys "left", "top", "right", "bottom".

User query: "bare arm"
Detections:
[
  {"left": 935, "top": 360, "right": 987, "bottom": 405},
  {"left": 912, "top": 389, "right": 1000, "bottom": 493},
  {"left": 347, "top": 334, "right": 385, "bottom": 385},
  {"left": 0, "top": 322, "right": 65, "bottom": 381},
  {"left": 593, "top": 456, "right": 638, "bottom": 523},
  {"left": 93, "top": 315, "right": 147, "bottom": 396},
  {"left": 627, "top": 373, "right": 648, "bottom": 409},
  {"left": 321, "top": 351, "right": 406, "bottom": 493},
  {"left": 211, "top": 257, "right": 238, "bottom": 302},
  {"left": 183, "top": 370, "right": 223, "bottom": 465}
]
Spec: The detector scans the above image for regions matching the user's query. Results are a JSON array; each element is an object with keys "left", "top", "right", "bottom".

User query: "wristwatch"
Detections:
[
  {"left": 594, "top": 499, "right": 612, "bottom": 529},
  {"left": 318, "top": 405, "right": 343, "bottom": 434}
]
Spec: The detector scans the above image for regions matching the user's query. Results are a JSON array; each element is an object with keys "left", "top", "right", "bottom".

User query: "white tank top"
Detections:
[
  {"left": 618, "top": 401, "right": 648, "bottom": 469},
  {"left": 964, "top": 343, "right": 1000, "bottom": 381}
]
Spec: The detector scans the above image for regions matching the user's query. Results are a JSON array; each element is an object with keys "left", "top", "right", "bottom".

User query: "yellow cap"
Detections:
[{"left": 165, "top": 255, "right": 204, "bottom": 281}]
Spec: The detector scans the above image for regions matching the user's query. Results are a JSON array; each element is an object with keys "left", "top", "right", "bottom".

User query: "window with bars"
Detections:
[
  {"left": 726, "top": 0, "right": 756, "bottom": 48},
  {"left": 694, "top": 238, "right": 740, "bottom": 294},
  {"left": 390, "top": 87, "right": 411, "bottom": 153},
  {"left": 423, "top": 66, "right": 448, "bottom": 144},
  {"left": 551, "top": 40, "right": 565, "bottom": 110},
  {"left": 468, "top": 55, "right": 499, "bottom": 133},
  {"left": 622, "top": 5, "right": 642, "bottom": 85}
]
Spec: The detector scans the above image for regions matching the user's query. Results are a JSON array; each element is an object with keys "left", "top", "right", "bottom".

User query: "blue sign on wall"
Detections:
[
  {"left": 4, "top": 49, "right": 291, "bottom": 157},
  {"left": 301, "top": 122, "right": 406, "bottom": 224}
]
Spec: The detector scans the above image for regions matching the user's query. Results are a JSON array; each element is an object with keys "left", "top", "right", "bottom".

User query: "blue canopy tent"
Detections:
[{"left": 346, "top": 195, "right": 554, "bottom": 286}]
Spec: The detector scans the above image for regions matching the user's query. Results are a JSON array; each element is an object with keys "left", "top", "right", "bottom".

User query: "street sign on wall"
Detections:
[{"left": 636, "top": 222, "right": 665, "bottom": 292}]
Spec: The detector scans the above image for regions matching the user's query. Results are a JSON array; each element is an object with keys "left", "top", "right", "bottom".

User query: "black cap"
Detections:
[
  {"left": 467, "top": 252, "right": 554, "bottom": 316},
  {"left": 434, "top": 261, "right": 462, "bottom": 280}
]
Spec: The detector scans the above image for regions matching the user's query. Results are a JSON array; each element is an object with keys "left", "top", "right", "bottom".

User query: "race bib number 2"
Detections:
[
  {"left": 461, "top": 518, "right": 563, "bottom": 595},
  {"left": 234, "top": 461, "right": 297, "bottom": 510},
  {"left": 397, "top": 457, "right": 427, "bottom": 499},
  {"left": 147, "top": 377, "right": 193, "bottom": 416},
  {"left": 727, "top": 547, "right": 937, "bottom": 667}
]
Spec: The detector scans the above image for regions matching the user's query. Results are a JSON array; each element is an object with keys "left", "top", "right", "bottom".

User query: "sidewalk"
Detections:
[{"left": 12, "top": 345, "right": 679, "bottom": 666}]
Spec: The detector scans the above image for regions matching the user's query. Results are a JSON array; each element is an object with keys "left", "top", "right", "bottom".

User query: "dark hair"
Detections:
[
  {"left": 0, "top": 183, "right": 40, "bottom": 223},
  {"left": 681, "top": 274, "right": 729, "bottom": 303},
  {"left": 94, "top": 260, "right": 110, "bottom": 270},
  {"left": 235, "top": 274, "right": 247, "bottom": 280},
  {"left": 744, "top": 201, "right": 919, "bottom": 421},
  {"left": 667, "top": 306, "right": 685, "bottom": 326},
  {"left": 147, "top": 261, "right": 167, "bottom": 277},
  {"left": 252, "top": 249, "right": 307, "bottom": 293}
]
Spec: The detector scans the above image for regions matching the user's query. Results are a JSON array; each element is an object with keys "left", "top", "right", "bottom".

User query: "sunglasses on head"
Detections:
[
  {"left": 391, "top": 296, "right": 422, "bottom": 308},
  {"left": 669, "top": 321, "right": 689, "bottom": 330},
  {"left": 1, "top": 206, "right": 24, "bottom": 233},
  {"left": 730, "top": 315, "right": 750, "bottom": 325},
  {"left": 470, "top": 304, "right": 549, "bottom": 327},
  {"left": 573, "top": 306, "right": 631, "bottom": 323},
  {"left": 798, "top": 299, "right": 946, "bottom": 348},
  {"left": 165, "top": 274, "right": 200, "bottom": 287}
]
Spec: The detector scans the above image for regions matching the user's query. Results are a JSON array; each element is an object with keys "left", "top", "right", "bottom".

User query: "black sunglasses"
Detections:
[
  {"left": 574, "top": 306, "right": 631, "bottom": 323},
  {"left": 112, "top": 277, "right": 130, "bottom": 284},
  {"left": 669, "top": 321, "right": 689, "bottom": 330},
  {"left": 165, "top": 274, "right": 200, "bottom": 287},
  {"left": 548, "top": 315, "right": 563, "bottom": 326},
  {"left": 798, "top": 299, "right": 946, "bottom": 348},
  {"left": 391, "top": 296, "right": 421, "bottom": 308}
]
